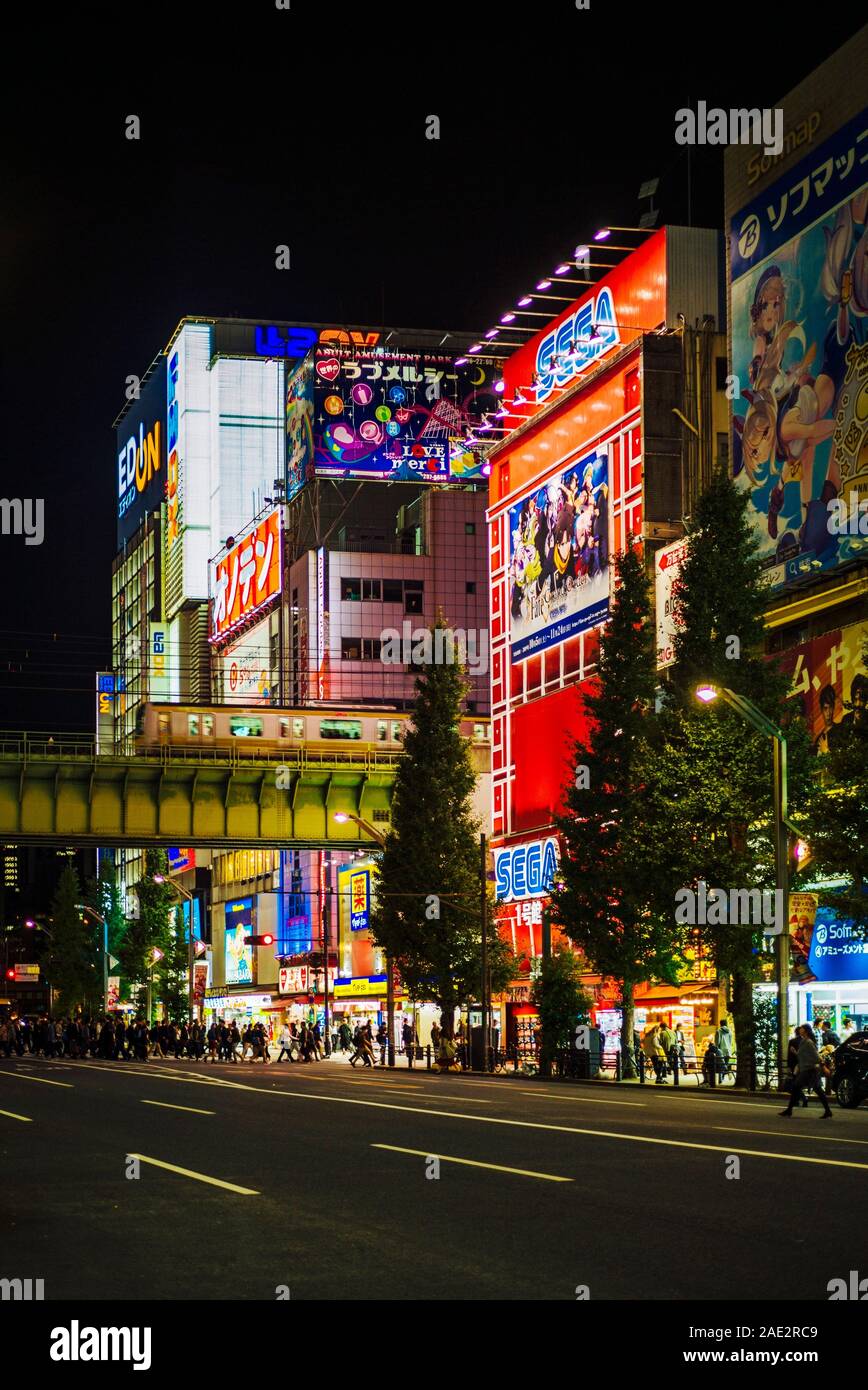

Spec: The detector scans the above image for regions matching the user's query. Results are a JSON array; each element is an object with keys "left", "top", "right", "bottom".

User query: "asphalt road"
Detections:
[{"left": 1, "top": 1053, "right": 865, "bottom": 1301}]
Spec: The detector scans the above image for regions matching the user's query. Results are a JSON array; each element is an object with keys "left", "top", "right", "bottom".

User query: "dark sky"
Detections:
[{"left": 1, "top": 2, "right": 861, "bottom": 730}]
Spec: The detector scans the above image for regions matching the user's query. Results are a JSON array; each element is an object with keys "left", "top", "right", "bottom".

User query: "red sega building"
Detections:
[{"left": 486, "top": 226, "right": 723, "bottom": 1054}]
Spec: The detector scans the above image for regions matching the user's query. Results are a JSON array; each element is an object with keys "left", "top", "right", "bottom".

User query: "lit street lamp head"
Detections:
[{"left": 695, "top": 684, "right": 720, "bottom": 704}]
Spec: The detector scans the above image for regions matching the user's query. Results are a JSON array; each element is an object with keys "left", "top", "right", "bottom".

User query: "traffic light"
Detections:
[
  {"left": 5, "top": 968, "right": 14, "bottom": 980},
  {"left": 243, "top": 934, "right": 275, "bottom": 947}
]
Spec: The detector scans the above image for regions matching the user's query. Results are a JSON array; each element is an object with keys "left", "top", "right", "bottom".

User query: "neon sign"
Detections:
[
  {"left": 494, "top": 837, "right": 559, "bottom": 902},
  {"left": 534, "top": 288, "right": 620, "bottom": 403},
  {"left": 255, "top": 325, "right": 381, "bottom": 357}
]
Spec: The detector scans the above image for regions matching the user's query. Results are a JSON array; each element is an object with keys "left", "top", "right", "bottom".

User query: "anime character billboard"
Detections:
[
  {"left": 780, "top": 619, "right": 868, "bottom": 754},
  {"left": 730, "top": 110, "right": 868, "bottom": 590},
  {"left": 508, "top": 447, "right": 610, "bottom": 663}
]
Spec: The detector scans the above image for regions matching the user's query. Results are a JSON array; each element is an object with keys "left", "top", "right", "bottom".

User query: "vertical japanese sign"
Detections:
[
  {"left": 317, "top": 546, "right": 330, "bottom": 699},
  {"left": 654, "top": 539, "right": 689, "bottom": 669}
]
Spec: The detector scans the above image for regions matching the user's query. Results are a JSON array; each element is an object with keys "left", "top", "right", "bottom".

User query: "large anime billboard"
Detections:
[
  {"left": 730, "top": 110, "right": 868, "bottom": 591},
  {"left": 780, "top": 618, "right": 868, "bottom": 754},
  {"left": 508, "top": 445, "right": 610, "bottom": 663}
]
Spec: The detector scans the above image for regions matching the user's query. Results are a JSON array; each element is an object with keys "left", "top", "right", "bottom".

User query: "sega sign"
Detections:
[
  {"left": 534, "top": 287, "right": 620, "bottom": 404},
  {"left": 494, "top": 838, "right": 559, "bottom": 903}
]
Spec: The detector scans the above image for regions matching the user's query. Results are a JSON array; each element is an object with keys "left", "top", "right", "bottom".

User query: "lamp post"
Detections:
[
  {"left": 153, "top": 875, "right": 196, "bottom": 1022},
  {"left": 24, "top": 917, "right": 55, "bottom": 1016},
  {"left": 78, "top": 904, "right": 108, "bottom": 1013},
  {"left": 333, "top": 811, "right": 390, "bottom": 1063},
  {"left": 695, "top": 684, "right": 796, "bottom": 1086}
]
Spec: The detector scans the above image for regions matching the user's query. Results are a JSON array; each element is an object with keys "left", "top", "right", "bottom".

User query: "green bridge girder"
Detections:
[{"left": 0, "top": 733, "right": 398, "bottom": 850}]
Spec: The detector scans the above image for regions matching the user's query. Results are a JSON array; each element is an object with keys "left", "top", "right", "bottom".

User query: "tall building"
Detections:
[
  {"left": 485, "top": 224, "right": 729, "bottom": 1060},
  {"left": 725, "top": 26, "right": 868, "bottom": 1033}
]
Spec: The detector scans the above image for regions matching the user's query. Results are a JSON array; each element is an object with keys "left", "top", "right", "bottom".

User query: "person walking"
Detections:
[
  {"left": 376, "top": 1021, "right": 388, "bottom": 1067},
  {"left": 713, "top": 1018, "right": 733, "bottom": 1081},
  {"left": 402, "top": 1017, "right": 417, "bottom": 1069},
  {"left": 786, "top": 1025, "right": 809, "bottom": 1107},
  {"left": 277, "top": 1024, "right": 293, "bottom": 1063},
  {"left": 641, "top": 1024, "right": 665, "bottom": 1083},
  {"left": 780, "top": 1025, "right": 833, "bottom": 1119},
  {"left": 338, "top": 1019, "right": 352, "bottom": 1054}
]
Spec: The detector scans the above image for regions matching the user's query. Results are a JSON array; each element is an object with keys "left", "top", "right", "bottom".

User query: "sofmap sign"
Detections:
[
  {"left": 494, "top": 838, "right": 559, "bottom": 903},
  {"left": 116, "top": 361, "right": 167, "bottom": 546},
  {"left": 808, "top": 908, "right": 868, "bottom": 982}
]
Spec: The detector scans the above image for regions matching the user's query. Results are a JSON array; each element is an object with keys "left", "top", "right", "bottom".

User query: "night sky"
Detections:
[{"left": 1, "top": 3, "right": 860, "bottom": 730}]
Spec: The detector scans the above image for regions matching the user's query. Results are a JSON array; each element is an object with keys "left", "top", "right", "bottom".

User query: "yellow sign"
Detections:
[{"left": 332, "top": 976, "right": 387, "bottom": 999}]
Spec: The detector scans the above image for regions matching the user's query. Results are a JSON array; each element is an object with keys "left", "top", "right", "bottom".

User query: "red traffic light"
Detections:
[
  {"left": 5, "top": 968, "right": 14, "bottom": 980},
  {"left": 243, "top": 934, "right": 275, "bottom": 947}
]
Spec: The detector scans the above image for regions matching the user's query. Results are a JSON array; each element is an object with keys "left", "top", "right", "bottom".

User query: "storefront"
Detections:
[{"left": 203, "top": 989, "right": 275, "bottom": 1031}]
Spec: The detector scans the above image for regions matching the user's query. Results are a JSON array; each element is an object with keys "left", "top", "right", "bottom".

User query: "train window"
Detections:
[
  {"left": 473, "top": 723, "right": 486, "bottom": 742},
  {"left": 293, "top": 718, "right": 304, "bottom": 738},
  {"left": 383, "top": 579, "right": 403, "bottom": 603},
  {"left": 203, "top": 715, "right": 214, "bottom": 736},
  {"left": 340, "top": 578, "right": 362, "bottom": 601},
  {"left": 188, "top": 715, "right": 200, "bottom": 737},
  {"left": 377, "top": 721, "right": 388, "bottom": 742},
  {"left": 319, "top": 719, "right": 362, "bottom": 740},
  {"left": 230, "top": 717, "right": 264, "bottom": 737},
  {"left": 391, "top": 721, "right": 403, "bottom": 742},
  {"left": 279, "top": 719, "right": 289, "bottom": 738},
  {"left": 158, "top": 714, "right": 170, "bottom": 736}
]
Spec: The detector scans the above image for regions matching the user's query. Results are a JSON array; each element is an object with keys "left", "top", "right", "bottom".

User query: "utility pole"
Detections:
[
  {"left": 480, "top": 833, "right": 489, "bottom": 1073},
  {"left": 322, "top": 882, "right": 331, "bottom": 1056}
]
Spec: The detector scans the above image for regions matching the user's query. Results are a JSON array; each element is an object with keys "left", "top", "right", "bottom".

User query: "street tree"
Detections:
[
  {"left": 531, "top": 945, "right": 593, "bottom": 1073},
  {"left": 46, "top": 863, "right": 100, "bottom": 1014},
  {"left": 652, "top": 466, "right": 813, "bottom": 1082},
  {"left": 549, "top": 545, "right": 683, "bottom": 1077},
  {"left": 121, "top": 849, "right": 176, "bottom": 1019},
  {"left": 370, "top": 621, "right": 514, "bottom": 1039}
]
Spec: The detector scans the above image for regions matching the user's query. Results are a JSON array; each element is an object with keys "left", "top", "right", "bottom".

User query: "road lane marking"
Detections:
[
  {"left": 0, "top": 1072, "right": 73, "bottom": 1088},
  {"left": 714, "top": 1125, "right": 868, "bottom": 1147},
  {"left": 0, "top": 1108, "right": 32, "bottom": 1122},
  {"left": 141, "top": 1100, "right": 216, "bottom": 1116},
  {"left": 518, "top": 1090, "right": 645, "bottom": 1108},
  {"left": 127, "top": 1154, "right": 258, "bottom": 1194},
  {"left": 372, "top": 1144, "right": 573, "bottom": 1182}
]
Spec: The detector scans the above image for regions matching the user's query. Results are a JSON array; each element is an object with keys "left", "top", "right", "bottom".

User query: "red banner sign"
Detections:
[{"left": 211, "top": 510, "right": 282, "bottom": 642}]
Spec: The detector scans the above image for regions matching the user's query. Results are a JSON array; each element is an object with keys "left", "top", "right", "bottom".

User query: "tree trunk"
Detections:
[
  {"left": 620, "top": 979, "right": 637, "bottom": 1079},
  {"left": 731, "top": 969, "right": 754, "bottom": 1089},
  {"left": 440, "top": 1003, "right": 455, "bottom": 1040}
]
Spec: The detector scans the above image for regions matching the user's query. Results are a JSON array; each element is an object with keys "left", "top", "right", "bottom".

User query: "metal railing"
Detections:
[{"left": 0, "top": 731, "right": 404, "bottom": 772}]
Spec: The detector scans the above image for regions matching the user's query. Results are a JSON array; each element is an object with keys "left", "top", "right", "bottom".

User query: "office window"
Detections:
[
  {"left": 466, "top": 582, "right": 476, "bottom": 594},
  {"left": 340, "top": 577, "right": 362, "bottom": 601},
  {"left": 383, "top": 579, "right": 403, "bottom": 603},
  {"left": 404, "top": 580, "right": 423, "bottom": 615},
  {"left": 465, "top": 522, "right": 476, "bottom": 535},
  {"left": 362, "top": 578, "right": 382, "bottom": 600},
  {"left": 341, "top": 637, "right": 362, "bottom": 660}
]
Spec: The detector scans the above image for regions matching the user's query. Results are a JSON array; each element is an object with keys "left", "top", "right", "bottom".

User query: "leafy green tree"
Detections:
[
  {"left": 45, "top": 863, "right": 100, "bottom": 1014},
  {"left": 85, "top": 857, "right": 127, "bottom": 1001},
  {"left": 651, "top": 467, "right": 812, "bottom": 1083},
  {"left": 531, "top": 946, "right": 592, "bottom": 1071},
  {"left": 550, "top": 546, "right": 683, "bottom": 1077},
  {"left": 122, "top": 850, "right": 175, "bottom": 1021},
  {"left": 370, "top": 623, "right": 514, "bottom": 1038}
]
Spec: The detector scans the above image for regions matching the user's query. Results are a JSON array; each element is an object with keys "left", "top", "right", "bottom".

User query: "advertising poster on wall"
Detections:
[
  {"left": 508, "top": 447, "right": 610, "bottom": 663},
  {"left": 780, "top": 619, "right": 868, "bottom": 754},
  {"left": 654, "top": 538, "right": 689, "bottom": 669},
  {"left": 311, "top": 352, "right": 496, "bottom": 483},
  {"left": 730, "top": 110, "right": 868, "bottom": 591},
  {"left": 217, "top": 621, "right": 273, "bottom": 704},
  {"left": 210, "top": 510, "right": 281, "bottom": 644},
  {"left": 789, "top": 891, "right": 818, "bottom": 982},
  {"left": 225, "top": 899, "right": 255, "bottom": 986},
  {"left": 285, "top": 355, "right": 315, "bottom": 502}
]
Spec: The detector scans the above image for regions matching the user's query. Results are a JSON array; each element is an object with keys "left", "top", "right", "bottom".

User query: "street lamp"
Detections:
[
  {"left": 153, "top": 875, "right": 198, "bottom": 1023},
  {"left": 24, "top": 917, "right": 55, "bottom": 1016},
  {"left": 77, "top": 904, "right": 108, "bottom": 1014},
  {"left": 332, "top": 811, "right": 391, "bottom": 1064},
  {"left": 694, "top": 683, "right": 796, "bottom": 1086}
]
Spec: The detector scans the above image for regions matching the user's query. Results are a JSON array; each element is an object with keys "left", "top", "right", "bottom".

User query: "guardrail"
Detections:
[{"left": 0, "top": 732, "right": 404, "bottom": 771}]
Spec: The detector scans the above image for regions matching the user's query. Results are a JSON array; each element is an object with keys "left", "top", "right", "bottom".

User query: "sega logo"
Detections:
[
  {"left": 495, "top": 838, "right": 558, "bottom": 902},
  {"left": 534, "top": 287, "right": 620, "bottom": 404}
]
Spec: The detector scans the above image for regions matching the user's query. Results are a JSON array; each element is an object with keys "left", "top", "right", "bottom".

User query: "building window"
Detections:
[
  {"left": 341, "top": 637, "right": 380, "bottom": 660},
  {"left": 372, "top": 808, "right": 390, "bottom": 823},
  {"left": 466, "top": 582, "right": 476, "bottom": 594},
  {"left": 383, "top": 579, "right": 403, "bottom": 603},
  {"left": 715, "top": 357, "right": 729, "bottom": 392},
  {"left": 465, "top": 522, "right": 476, "bottom": 535},
  {"left": 362, "top": 578, "right": 382, "bottom": 600},
  {"left": 404, "top": 580, "right": 424, "bottom": 615},
  {"left": 716, "top": 432, "right": 730, "bottom": 467},
  {"left": 340, "top": 577, "right": 362, "bottom": 601}
]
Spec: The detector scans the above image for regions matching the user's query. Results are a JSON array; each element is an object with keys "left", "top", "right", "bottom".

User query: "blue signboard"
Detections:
[{"left": 808, "top": 906, "right": 868, "bottom": 982}]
